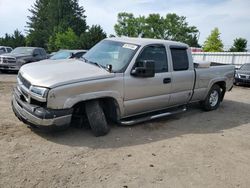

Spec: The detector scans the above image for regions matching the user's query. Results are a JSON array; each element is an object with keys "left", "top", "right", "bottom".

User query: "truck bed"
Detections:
[{"left": 191, "top": 64, "right": 235, "bottom": 102}]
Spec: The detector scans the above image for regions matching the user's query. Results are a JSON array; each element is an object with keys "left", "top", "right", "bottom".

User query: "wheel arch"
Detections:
[
  {"left": 214, "top": 81, "right": 226, "bottom": 101},
  {"left": 68, "top": 95, "right": 123, "bottom": 122},
  {"left": 206, "top": 78, "right": 226, "bottom": 101}
]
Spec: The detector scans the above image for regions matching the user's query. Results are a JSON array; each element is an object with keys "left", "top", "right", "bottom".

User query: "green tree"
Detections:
[
  {"left": 26, "top": 0, "right": 87, "bottom": 49},
  {"left": 186, "top": 34, "right": 200, "bottom": 48},
  {"left": 47, "top": 30, "right": 57, "bottom": 52},
  {"left": 0, "top": 29, "right": 26, "bottom": 48},
  {"left": 114, "top": 13, "right": 141, "bottom": 37},
  {"left": 142, "top": 14, "right": 165, "bottom": 38},
  {"left": 13, "top": 30, "right": 26, "bottom": 47},
  {"left": 80, "top": 25, "right": 107, "bottom": 49},
  {"left": 203, "top": 28, "right": 224, "bottom": 52},
  {"left": 114, "top": 13, "right": 200, "bottom": 47},
  {"left": 229, "top": 38, "right": 247, "bottom": 52},
  {"left": 163, "top": 14, "right": 199, "bottom": 46},
  {"left": 0, "top": 34, "right": 12, "bottom": 47},
  {"left": 51, "top": 28, "right": 80, "bottom": 50}
]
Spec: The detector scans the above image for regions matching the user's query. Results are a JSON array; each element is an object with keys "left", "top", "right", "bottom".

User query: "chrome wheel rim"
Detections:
[{"left": 209, "top": 90, "right": 219, "bottom": 107}]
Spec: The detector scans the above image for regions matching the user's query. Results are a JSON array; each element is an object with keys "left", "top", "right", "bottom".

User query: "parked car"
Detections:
[
  {"left": 49, "top": 50, "right": 87, "bottom": 60},
  {"left": 234, "top": 63, "right": 250, "bottom": 85},
  {"left": 12, "top": 37, "right": 235, "bottom": 136},
  {"left": 0, "top": 46, "right": 13, "bottom": 55},
  {"left": 0, "top": 47, "right": 47, "bottom": 71}
]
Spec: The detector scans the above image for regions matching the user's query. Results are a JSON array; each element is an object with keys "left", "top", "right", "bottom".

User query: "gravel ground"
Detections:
[{"left": 0, "top": 73, "right": 250, "bottom": 188}]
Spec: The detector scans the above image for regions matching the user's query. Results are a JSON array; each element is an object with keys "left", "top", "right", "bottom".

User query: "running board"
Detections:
[{"left": 119, "top": 106, "right": 187, "bottom": 126}]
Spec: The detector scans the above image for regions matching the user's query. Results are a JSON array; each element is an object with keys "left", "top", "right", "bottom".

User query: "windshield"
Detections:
[
  {"left": 11, "top": 47, "right": 34, "bottom": 55},
  {"left": 0, "top": 48, "right": 5, "bottom": 53},
  {"left": 240, "top": 64, "right": 250, "bottom": 71},
  {"left": 83, "top": 40, "right": 139, "bottom": 72},
  {"left": 50, "top": 51, "right": 72, "bottom": 60}
]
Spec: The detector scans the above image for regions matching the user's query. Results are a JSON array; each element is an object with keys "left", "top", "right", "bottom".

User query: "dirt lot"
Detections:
[{"left": 0, "top": 73, "right": 250, "bottom": 188}]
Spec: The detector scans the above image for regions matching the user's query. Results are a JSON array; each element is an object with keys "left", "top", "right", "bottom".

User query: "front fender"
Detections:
[
  {"left": 63, "top": 91, "right": 124, "bottom": 115},
  {"left": 16, "top": 59, "right": 27, "bottom": 68},
  {"left": 16, "top": 57, "right": 34, "bottom": 67}
]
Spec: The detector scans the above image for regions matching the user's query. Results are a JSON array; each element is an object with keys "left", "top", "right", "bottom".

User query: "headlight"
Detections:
[{"left": 30, "top": 85, "right": 48, "bottom": 98}]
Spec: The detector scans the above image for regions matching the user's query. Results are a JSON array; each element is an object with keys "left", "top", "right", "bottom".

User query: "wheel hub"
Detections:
[{"left": 209, "top": 90, "right": 219, "bottom": 107}]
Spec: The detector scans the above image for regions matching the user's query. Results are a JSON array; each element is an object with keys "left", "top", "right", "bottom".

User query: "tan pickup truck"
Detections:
[{"left": 12, "top": 37, "right": 234, "bottom": 136}]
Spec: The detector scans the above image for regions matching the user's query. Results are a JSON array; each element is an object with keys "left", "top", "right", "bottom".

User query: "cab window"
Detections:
[{"left": 136, "top": 45, "right": 168, "bottom": 73}]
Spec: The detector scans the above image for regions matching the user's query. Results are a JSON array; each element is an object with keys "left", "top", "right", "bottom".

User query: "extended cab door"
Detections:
[
  {"left": 168, "top": 47, "right": 195, "bottom": 106},
  {"left": 123, "top": 44, "right": 172, "bottom": 117}
]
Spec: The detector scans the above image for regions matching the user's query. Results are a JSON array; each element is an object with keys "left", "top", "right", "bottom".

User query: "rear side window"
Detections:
[
  {"left": 171, "top": 48, "right": 189, "bottom": 71},
  {"left": 136, "top": 45, "right": 168, "bottom": 73}
]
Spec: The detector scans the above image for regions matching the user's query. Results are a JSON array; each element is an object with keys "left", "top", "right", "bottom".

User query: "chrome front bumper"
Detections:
[
  {"left": 0, "top": 64, "right": 19, "bottom": 71},
  {"left": 12, "top": 88, "right": 73, "bottom": 128}
]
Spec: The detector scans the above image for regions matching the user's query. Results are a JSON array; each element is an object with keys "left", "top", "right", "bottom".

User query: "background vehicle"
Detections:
[
  {"left": 0, "top": 46, "right": 13, "bottom": 55},
  {"left": 234, "top": 63, "right": 250, "bottom": 85},
  {"left": 49, "top": 50, "right": 87, "bottom": 60},
  {"left": 12, "top": 38, "right": 234, "bottom": 136},
  {"left": 0, "top": 47, "right": 47, "bottom": 71}
]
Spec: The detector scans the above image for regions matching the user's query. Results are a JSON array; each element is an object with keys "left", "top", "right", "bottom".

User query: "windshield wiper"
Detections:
[{"left": 80, "top": 57, "right": 110, "bottom": 72}]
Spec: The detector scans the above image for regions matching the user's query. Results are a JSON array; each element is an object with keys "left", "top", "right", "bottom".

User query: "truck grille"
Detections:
[
  {"left": 239, "top": 75, "right": 250, "bottom": 79},
  {"left": 20, "top": 87, "right": 29, "bottom": 98},
  {"left": 18, "top": 74, "right": 31, "bottom": 89},
  {"left": 1, "top": 57, "right": 16, "bottom": 64},
  {"left": 17, "top": 74, "right": 47, "bottom": 107}
]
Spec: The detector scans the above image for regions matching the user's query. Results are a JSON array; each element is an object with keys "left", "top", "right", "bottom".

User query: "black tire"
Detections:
[
  {"left": 234, "top": 82, "right": 239, "bottom": 86},
  {"left": 71, "top": 104, "right": 90, "bottom": 129},
  {"left": 85, "top": 100, "right": 110, "bottom": 136},
  {"left": 200, "top": 84, "right": 222, "bottom": 111}
]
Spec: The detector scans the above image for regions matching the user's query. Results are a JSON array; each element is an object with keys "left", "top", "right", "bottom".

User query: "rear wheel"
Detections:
[
  {"left": 200, "top": 84, "right": 222, "bottom": 111},
  {"left": 85, "top": 100, "right": 110, "bottom": 136}
]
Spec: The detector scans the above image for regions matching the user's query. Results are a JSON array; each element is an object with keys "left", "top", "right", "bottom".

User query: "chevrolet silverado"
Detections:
[{"left": 12, "top": 38, "right": 235, "bottom": 136}]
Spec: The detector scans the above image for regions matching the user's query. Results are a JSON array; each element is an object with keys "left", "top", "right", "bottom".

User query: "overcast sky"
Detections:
[{"left": 0, "top": 0, "right": 250, "bottom": 47}]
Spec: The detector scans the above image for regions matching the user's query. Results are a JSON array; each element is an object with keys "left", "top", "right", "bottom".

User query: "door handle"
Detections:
[{"left": 163, "top": 78, "right": 171, "bottom": 84}]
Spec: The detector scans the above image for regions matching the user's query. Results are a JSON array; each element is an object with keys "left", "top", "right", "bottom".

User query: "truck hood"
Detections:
[
  {"left": 19, "top": 59, "right": 114, "bottom": 88},
  {"left": 0, "top": 53, "right": 32, "bottom": 59}
]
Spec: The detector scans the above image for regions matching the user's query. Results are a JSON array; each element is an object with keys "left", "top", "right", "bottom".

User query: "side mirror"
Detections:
[
  {"left": 70, "top": 53, "right": 75, "bottom": 59},
  {"left": 131, "top": 60, "right": 155, "bottom": 78}
]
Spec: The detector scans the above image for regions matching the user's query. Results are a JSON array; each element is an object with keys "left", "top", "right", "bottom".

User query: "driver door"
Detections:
[{"left": 123, "top": 44, "right": 172, "bottom": 117}]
